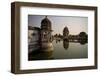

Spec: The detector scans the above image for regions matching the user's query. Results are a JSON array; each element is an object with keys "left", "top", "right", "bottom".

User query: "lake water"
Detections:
[{"left": 28, "top": 40, "right": 88, "bottom": 60}]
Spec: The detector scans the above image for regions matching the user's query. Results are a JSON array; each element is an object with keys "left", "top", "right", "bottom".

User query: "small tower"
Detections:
[
  {"left": 41, "top": 16, "right": 52, "bottom": 42},
  {"left": 63, "top": 26, "right": 69, "bottom": 39},
  {"left": 40, "top": 16, "right": 53, "bottom": 52}
]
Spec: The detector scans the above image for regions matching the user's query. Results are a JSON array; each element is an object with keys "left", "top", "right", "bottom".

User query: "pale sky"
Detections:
[{"left": 28, "top": 15, "right": 88, "bottom": 35}]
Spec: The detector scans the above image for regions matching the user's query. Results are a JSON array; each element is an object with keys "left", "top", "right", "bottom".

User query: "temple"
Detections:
[
  {"left": 28, "top": 16, "right": 88, "bottom": 53},
  {"left": 28, "top": 16, "right": 53, "bottom": 53}
]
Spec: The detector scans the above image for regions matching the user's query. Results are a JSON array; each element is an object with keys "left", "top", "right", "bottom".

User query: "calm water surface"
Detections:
[{"left": 28, "top": 40, "right": 88, "bottom": 60}]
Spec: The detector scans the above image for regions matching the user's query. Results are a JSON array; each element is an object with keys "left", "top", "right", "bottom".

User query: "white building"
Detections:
[{"left": 28, "top": 26, "right": 40, "bottom": 43}]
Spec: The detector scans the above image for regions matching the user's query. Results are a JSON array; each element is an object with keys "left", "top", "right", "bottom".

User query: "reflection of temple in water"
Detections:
[
  {"left": 28, "top": 50, "right": 53, "bottom": 60},
  {"left": 63, "top": 39, "right": 69, "bottom": 50}
]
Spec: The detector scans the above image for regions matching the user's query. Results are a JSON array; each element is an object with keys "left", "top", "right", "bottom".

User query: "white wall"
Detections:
[{"left": 0, "top": 0, "right": 100, "bottom": 76}]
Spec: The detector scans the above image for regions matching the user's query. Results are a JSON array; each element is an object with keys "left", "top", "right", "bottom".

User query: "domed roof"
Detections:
[
  {"left": 41, "top": 16, "right": 52, "bottom": 30},
  {"left": 41, "top": 16, "right": 51, "bottom": 24},
  {"left": 63, "top": 26, "right": 69, "bottom": 32}
]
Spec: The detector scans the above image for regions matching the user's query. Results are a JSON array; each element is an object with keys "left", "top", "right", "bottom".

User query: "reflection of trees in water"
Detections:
[
  {"left": 56, "top": 39, "right": 61, "bottom": 43},
  {"left": 78, "top": 39, "right": 87, "bottom": 45},
  {"left": 29, "top": 38, "right": 87, "bottom": 60},
  {"left": 55, "top": 38, "right": 87, "bottom": 50}
]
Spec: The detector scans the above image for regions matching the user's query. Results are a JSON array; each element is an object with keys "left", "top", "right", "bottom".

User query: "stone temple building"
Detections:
[
  {"left": 63, "top": 26, "right": 69, "bottom": 39},
  {"left": 28, "top": 16, "right": 53, "bottom": 53},
  {"left": 41, "top": 16, "right": 53, "bottom": 42}
]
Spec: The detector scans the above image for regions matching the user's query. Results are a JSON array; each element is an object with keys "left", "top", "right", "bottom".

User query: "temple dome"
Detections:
[
  {"left": 63, "top": 26, "right": 69, "bottom": 36},
  {"left": 41, "top": 16, "right": 52, "bottom": 30}
]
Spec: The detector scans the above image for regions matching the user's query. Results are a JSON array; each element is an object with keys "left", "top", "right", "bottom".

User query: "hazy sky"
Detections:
[{"left": 28, "top": 15, "right": 88, "bottom": 35}]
